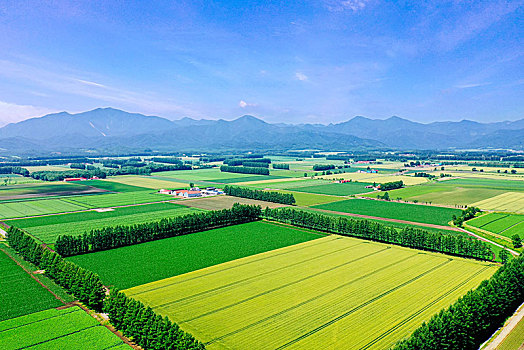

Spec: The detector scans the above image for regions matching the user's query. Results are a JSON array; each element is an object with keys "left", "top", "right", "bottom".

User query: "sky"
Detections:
[{"left": 0, "top": 0, "right": 522, "bottom": 126}]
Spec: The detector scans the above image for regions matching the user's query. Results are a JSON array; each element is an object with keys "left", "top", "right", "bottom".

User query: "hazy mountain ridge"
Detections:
[{"left": 0, "top": 107, "right": 523, "bottom": 153}]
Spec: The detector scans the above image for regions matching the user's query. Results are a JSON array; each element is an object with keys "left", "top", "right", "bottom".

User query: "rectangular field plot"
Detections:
[
  {"left": 0, "top": 307, "right": 130, "bottom": 349},
  {"left": 103, "top": 176, "right": 188, "bottom": 190},
  {"left": 0, "top": 182, "right": 107, "bottom": 201},
  {"left": 68, "top": 221, "right": 323, "bottom": 289},
  {"left": 179, "top": 195, "right": 287, "bottom": 210},
  {"left": 468, "top": 213, "right": 524, "bottom": 239},
  {"left": 7, "top": 202, "right": 201, "bottom": 244},
  {"left": 62, "top": 191, "right": 171, "bottom": 208},
  {"left": 0, "top": 198, "right": 89, "bottom": 220},
  {"left": 312, "top": 199, "right": 461, "bottom": 226},
  {"left": 124, "top": 236, "right": 496, "bottom": 350},
  {"left": 471, "top": 192, "right": 524, "bottom": 213},
  {"left": 292, "top": 181, "right": 374, "bottom": 196},
  {"left": 0, "top": 248, "right": 62, "bottom": 321}
]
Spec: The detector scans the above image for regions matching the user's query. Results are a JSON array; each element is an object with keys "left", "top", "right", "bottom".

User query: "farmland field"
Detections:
[
  {"left": 312, "top": 199, "right": 461, "bottom": 226},
  {"left": 87, "top": 179, "right": 150, "bottom": 192},
  {"left": 62, "top": 191, "right": 171, "bottom": 208},
  {"left": 275, "top": 190, "right": 346, "bottom": 206},
  {"left": 497, "top": 315, "right": 524, "bottom": 350},
  {"left": 0, "top": 248, "right": 62, "bottom": 321},
  {"left": 292, "top": 181, "right": 374, "bottom": 196},
  {"left": 7, "top": 202, "right": 202, "bottom": 244},
  {"left": 104, "top": 175, "right": 188, "bottom": 189},
  {"left": 471, "top": 192, "right": 524, "bottom": 213},
  {"left": 179, "top": 195, "right": 288, "bottom": 210},
  {"left": 68, "top": 221, "right": 324, "bottom": 289},
  {"left": 0, "top": 182, "right": 107, "bottom": 201},
  {"left": 0, "top": 198, "right": 89, "bottom": 219},
  {"left": 468, "top": 213, "right": 524, "bottom": 239},
  {"left": 124, "top": 235, "right": 496, "bottom": 350},
  {"left": 0, "top": 307, "right": 130, "bottom": 349},
  {"left": 319, "top": 173, "right": 429, "bottom": 186}
]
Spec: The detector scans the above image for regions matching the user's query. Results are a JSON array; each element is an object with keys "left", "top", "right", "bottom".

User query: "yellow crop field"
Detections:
[
  {"left": 471, "top": 192, "right": 524, "bottom": 213},
  {"left": 125, "top": 236, "right": 496, "bottom": 350},
  {"left": 106, "top": 175, "right": 187, "bottom": 189}
]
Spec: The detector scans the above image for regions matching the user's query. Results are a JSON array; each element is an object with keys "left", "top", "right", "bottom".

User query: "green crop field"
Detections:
[
  {"left": 0, "top": 307, "right": 130, "bottom": 349},
  {"left": 179, "top": 195, "right": 287, "bottom": 210},
  {"left": 468, "top": 213, "right": 524, "bottom": 239},
  {"left": 0, "top": 248, "right": 62, "bottom": 321},
  {"left": 292, "top": 181, "right": 374, "bottom": 196},
  {"left": 497, "top": 316, "right": 524, "bottom": 350},
  {"left": 0, "top": 198, "right": 89, "bottom": 219},
  {"left": 124, "top": 236, "right": 496, "bottom": 350},
  {"left": 62, "top": 191, "right": 171, "bottom": 208},
  {"left": 471, "top": 192, "right": 524, "bottom": 213},
  {"left": 68, "top": 221, "right": 324, "bottom": 289},
  {"left": 214, "top": 175, "right": 288, "bottom": 183},
  {"left": 7, "top": 202, "right": 202, "bottom": 244},
  {"left": 0, "top": 182, "right": 106, "bottom": 201},
  {"left": 87, "top": 179, "right": 151, "bottom": 192},
  {"left": 276, "top": 190, "right": 346, "bottom": 206},
  {"left": 312, "top": 199, "right": 461, "bottom": 226}
]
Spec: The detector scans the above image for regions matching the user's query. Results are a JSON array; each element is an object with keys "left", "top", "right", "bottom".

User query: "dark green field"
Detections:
[
  {"left": 312, "top": 199, "right": 461, "bottom": 226},
  {"left": 0, "top": 248, "right": 62, "bottom": 321},
  {"left": 87, "top": 180, "right": 151, "bottom": 192},
  {"left": 292, "top": 181, "right": 374, "bottom": 196},
  {"left": 68, "top": 221, "right": 324, "bottom": 289},
  {"left": 209, "top": 175, "right": 288, "bottom": 183}
]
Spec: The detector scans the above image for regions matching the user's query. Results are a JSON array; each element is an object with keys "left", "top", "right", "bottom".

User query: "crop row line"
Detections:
[
  {"left": 358, "top": 265, "right": 493, "bottom": 349},
  {"left": 147, "top": 241, "right": 366, "bottom": 306},
  {"left": 126, "top": 236, "right": 340, "bottom": 296},
  {"left": 205, "top": 252, "right": 420, "bottom": 346},
  {"left": 478, "top": 214, "right": 509, "bottom": 229},
  {"left": 15, "top": 324, "right": 100, "bottom": 350},
  {"left": 0, "top": 308, "right": 81, "bottom": 333},
  {"left": 274, "top": 259, "right": 453, "bottom": 349},
  {"left": 179, "top": 247, "right": 392, "bottom": 323}
]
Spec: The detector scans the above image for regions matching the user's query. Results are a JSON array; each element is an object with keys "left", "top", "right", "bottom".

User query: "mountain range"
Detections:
[{"left": 0, "top": 108, "right": 523, "bottom": 154}]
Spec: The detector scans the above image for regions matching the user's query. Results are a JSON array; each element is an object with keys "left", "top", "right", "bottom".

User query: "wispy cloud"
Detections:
[
  {"left": 325, "top": 0, "right": 369, "bottom": 12},
  {"left": 239, "top": 100, "right": 257, "bottom": 108},
  {"left": 455, "top": 82, "right": 491, "bottom": 89},
  {"left": 295, "top": 72, "right": 308, "bottom": 81},
  {"left": 0, "top": 101, "right": 57, "bottom": 126}
]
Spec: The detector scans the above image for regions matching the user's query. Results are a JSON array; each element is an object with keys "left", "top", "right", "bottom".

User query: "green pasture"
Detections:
[
  {"left": 68, "top": 221, "right": 323, "bottom": 289},
  {"left": 0, "top": 248, "right": 62, "bottom": 321},
  {"left": 312, "top": 199, "right": 461, "bottom": 226},
  {"left": 62, "top": 191, "right": 170, "bottom": 208},
  {"left": 0, "top": 199, "right": 89, "bottom": 219},
  {"left": 87, "top": 179, "right": 150, "bottom": 192},
  {"left": 468, "top": 213, "right": 524, "bottom": 239},
  {"left": 292, "top": 181, "right": 374, "bottom": 196}
]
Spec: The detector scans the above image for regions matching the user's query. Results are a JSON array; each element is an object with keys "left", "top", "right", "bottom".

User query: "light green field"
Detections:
[
  {"left": 0, "top": 199, "right": 89, "bottom": 219},
  {"left": 497, "top": 315, "right": 524, "bottom": 350},
  {"left": 8, "top": 202, "right": 202, "bottom": 244},
  {"left": 105, "top": 175, "right": 188, "bottom": 189},
  {"left": 62, "top": 191, "right": 171, "bottom": 208},
  {"left": 277, "top": 190, "right": 346, "bottom": 206},
  {"left": 471, "top": 192, "right": 524, "bottom": 213},
  {"left": 0, "top": 307, "right": 130, "bottom": 349},
  {"left": 468, "top": 213, "right": 524, "bottom": 239},
  {"left": 125, "top": 236, "right": 496, "bottom": 350}
]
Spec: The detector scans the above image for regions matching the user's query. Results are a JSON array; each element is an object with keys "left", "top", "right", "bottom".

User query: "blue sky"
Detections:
[{"left": 0, "top": 0, "right": 522, "bottom": 126}]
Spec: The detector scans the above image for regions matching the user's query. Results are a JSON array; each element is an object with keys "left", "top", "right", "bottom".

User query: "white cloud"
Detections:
[
  {"left": 295, "top": 72, "right": 308, "bottom": 81},
  {"left": 0, "top": 101, "right": 57, "bottom": 127},
  {"left": 239, "top": 100, "right": 257, "bottom": 108},
  {"left": 455, "top": 82, "right": 491, "bottom": 89},
  {"left": 325, "top": 0, "right": 369, "bottom": 12}
]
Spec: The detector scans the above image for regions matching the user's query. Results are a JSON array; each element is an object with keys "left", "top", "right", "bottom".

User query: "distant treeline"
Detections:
[
  {"left": 105, "top": 289, "right": 204, "bottom": 350},
  {"left": 313, "top": 164, "right": 335, "bottom": 171},
  {"left": 223, "top": 185, "right": 295, "bottom": 205},
  {"left": 392, "top": 254, "right": 524, "bottom": 350},
  {"left": 0, "top": 157, "right": 90, "bottom": 167},
  {"left": 6, "top": 227, "right": 105, "bottom": 310},
  {"left": 380, "top": 180, "right": 403, "bottom": 191},
  {"left": 262, "top": 207, "right": 493, "bottom": 261},
  {"left": 272, "top": 163, "right": 290, "bottom": 170},
  {"left": 54, "top": 204, "right": 262, "bottom": 256},
  {"left": 0, "top": 166, "right": 29, "bottom": 176},
  {"left": 31, "top": 169, "right": 107, "bottom": 181},
  {"left": 220, "top": 165, "right": 269, "bottom": 175},
  {"left": 224, "top": 158, "right": 272, "bottom": 166}
]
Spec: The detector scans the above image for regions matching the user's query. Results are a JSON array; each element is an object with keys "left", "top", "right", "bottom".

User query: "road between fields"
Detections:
[{"left": 483, "top": 301, "right": 524, "bottom": 350}]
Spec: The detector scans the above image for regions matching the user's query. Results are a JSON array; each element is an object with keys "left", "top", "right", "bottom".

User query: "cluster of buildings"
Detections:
[{"left": 158, "top": 187, "right": 224, "bottom": 198}]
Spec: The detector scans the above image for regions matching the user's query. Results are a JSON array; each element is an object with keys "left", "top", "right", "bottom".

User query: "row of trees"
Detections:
[
  {"left": 452, "top": 207, "right": 481, "bottom": 227},
  {"left": 313, "top": 164, "right": 335, "bottom": 171},
  {"left": 262, "top": 208, "right": 493, "bottom": 260},
  {"left": 220, "top": 165, "right": 269, "bottom": 175},
  {"left": 392, "top": 254, "right": 524, "bottom": 349},
  {"left": 6, "top": 227, "right": 105, "bottom": 310},
  {"left": 223, "top": 185, "right": 296, "bottom": 205},
  {"left": 0, "top": 166, "right": 30, "bottom": 176},
  {"left": 242, "top": 161, "right": 269, "bottom": 168},
  {"left": 272, "top": 163, "right": 290, "bottom": 169},
  {"left": 104, "top": 289, "right": 204, "bottom": 350},
  {"left": 380, "top": 180, "right": 404, "bottom": 191},
  {"left": 224, "top": 158, "right": 272, "bottom": 166},
  {"left": 31, "top": 169, "right": 107, "bottom": 181},
  {"left": 54, "top": 204, "right": 262, "bottom": 256}
]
